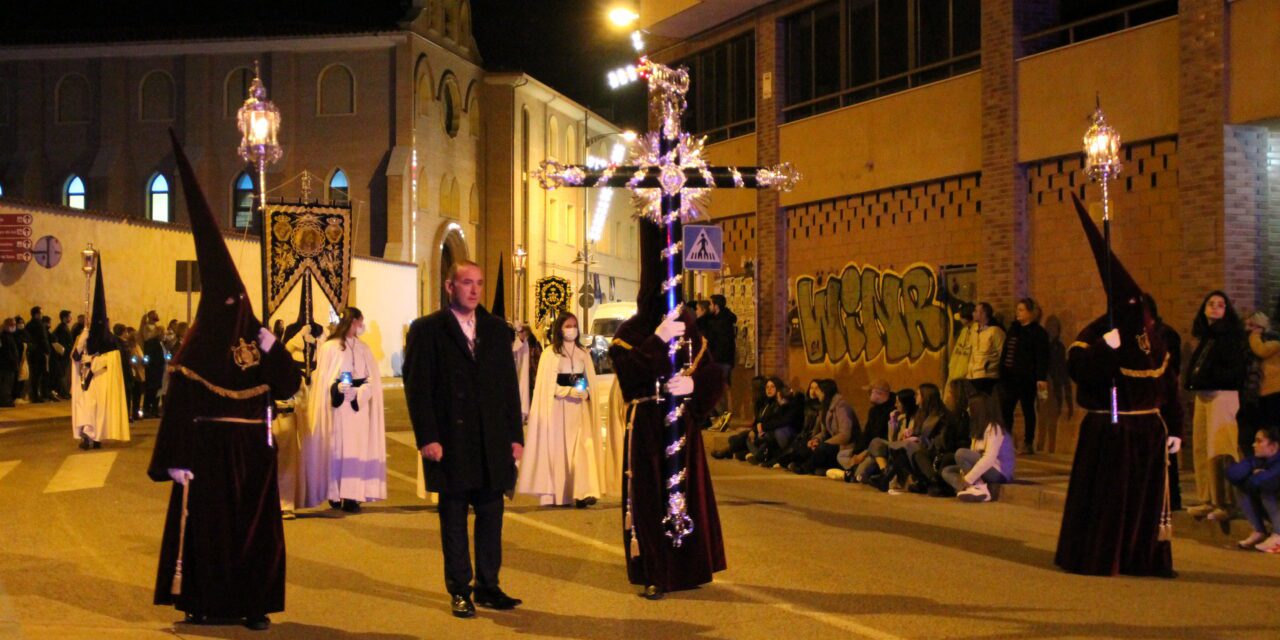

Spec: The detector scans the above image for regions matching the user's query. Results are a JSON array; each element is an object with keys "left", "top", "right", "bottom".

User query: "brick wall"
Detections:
[
  {"left": 755, "top": 14, "right": 788, "bottom": 382},
  {"left": 1223, "top": 125, "right": 1269, "bottom": 314},
  {"left": 979, "top": 0, "right": 1029, "bottom": 318},
  {"left": 1266, "top": 128, "right": 1280, "bottom": 313}
]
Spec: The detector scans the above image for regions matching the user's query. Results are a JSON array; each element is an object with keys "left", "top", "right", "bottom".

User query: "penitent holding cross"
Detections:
[{"left": 536, "top": 58, "right": 799, "bottom": 551}]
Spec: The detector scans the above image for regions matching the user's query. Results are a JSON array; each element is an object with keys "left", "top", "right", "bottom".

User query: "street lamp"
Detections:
[
  {"left": 237, "top": 61, "right": 283, "bottom": 231},
  {"left": 607, "top": 6, "right": 639, "bottom": 28},
  {"left": 1082, "top": 96, "right": 1122, "bottom": 425},
  {"left": 513, "top": 245, "right": 528, "bottom": 322}
]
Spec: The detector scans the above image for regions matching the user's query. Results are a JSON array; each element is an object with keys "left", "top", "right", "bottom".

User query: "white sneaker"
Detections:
[
  {"left": 1254, "top": 533, "right": 1280, "bottom": 553},
  {"left": 957, "top": 483, "right": 992, "bottom": 503}
]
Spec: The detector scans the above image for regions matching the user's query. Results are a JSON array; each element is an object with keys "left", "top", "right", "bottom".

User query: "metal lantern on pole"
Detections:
[
  {"left": 1082, "top": 97, "right": 1122, "bottom": 424},
  {"left": 513, "top": 245, "right": 528, "bottom": 322},
  {"left": 81, "top": 243, "right": 97, "bottom": 321},
  {"left": 237, "top": 61, "right": 283, "bottom": 320},
  {"left": 236, "top": 61, "right": 283, "bottom": 228}
]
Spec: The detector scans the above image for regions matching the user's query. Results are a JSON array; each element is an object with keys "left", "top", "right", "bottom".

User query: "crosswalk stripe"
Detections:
[
  {"left": 43, "top": 452, "right": 118, "bottom": 493},
  {"left": 386, "top": 431, "right": 417, "bottom": 449},
  {"left": 0, "top": 460, "right": 19, "bottom": 483}
]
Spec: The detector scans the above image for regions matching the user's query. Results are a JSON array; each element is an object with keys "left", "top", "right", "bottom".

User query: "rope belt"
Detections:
[
  {"left": 1086, "top": 408, "right": 1161, "bottom": 416},
  {"left": 623, "top": 393, "right": 664, "bottom": 559}
]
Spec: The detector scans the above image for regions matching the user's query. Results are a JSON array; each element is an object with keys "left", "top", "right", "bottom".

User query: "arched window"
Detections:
[
  {"left": 415, "top": 69, "right": 432, "bottom": 118},
  {"left": 564, "top": 126, "right": 577, "bottom": 164},
  {"left": 139, "top": 71, "right": 175, "bottom": 121},
  {"left": 318, "top": 64, "right": 355, "bottom": 115},
  {"left": 56, "top": 74, "right": 91, "bottom": 124},
  {"left": 64, "top": 175, "right": 86, "bottom": 209},
  {"left": 224, "top": 67, "right": 252, "bottom": 118},
  {"left": 328, "top": 169, "right": 349, "bottom": 205},
  {"left": 232, "top": 172, "right": 255, "bottom": 229},
  {"left": 467, "top": 94, "right": 480, "bottom": 138},
  {"left": 441, "top": 74, "right": 461, "bottom": 137},
  {"left": 147, "top": 174, "right": 170, "bottom": 222},
  {"left": 547, "top": 115, "right": 560, "bottom": 161},
  {"left": 468, "top": 184, "right": 479, "bottom": 224}
]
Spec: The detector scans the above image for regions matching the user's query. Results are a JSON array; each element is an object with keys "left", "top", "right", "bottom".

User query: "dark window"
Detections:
[
  {"left": 56, "top": 74, "right": 91, "bottom": 124},
  {"left": 1023, "top": 0, "right": 1178, "bottom": 55},
  {"left": 783, "top": 0, "right": 982, "bottom": 122},
  {"left": 232, "top": 172, "right": 254, "bottom": 229},
  {"left": 675, "top": 32, "right": 755, "bottom": 143}
]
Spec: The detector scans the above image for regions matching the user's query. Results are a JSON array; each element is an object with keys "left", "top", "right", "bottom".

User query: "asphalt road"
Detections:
[{"left": 1, "top": 395, "right": 1278, "bottom": 640}]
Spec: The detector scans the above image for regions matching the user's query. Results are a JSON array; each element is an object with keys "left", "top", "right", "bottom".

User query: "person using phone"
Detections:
[{"left": 517, "top": 312, "right": 604, "bottom": 508}]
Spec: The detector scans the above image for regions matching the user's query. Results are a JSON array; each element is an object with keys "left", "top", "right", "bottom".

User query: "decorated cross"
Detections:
[{"left": 536, "top": 58, "right": 799, "bottom": 548}]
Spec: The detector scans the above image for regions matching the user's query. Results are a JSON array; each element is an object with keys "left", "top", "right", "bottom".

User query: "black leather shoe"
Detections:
[
  {"left": 244, "top": 615, "right": 270, "bottom": 630},
  {"left": 328, "top": 500, "right": 342, "bottom": 510},
  {"left": 182, "top": 612, "right": 207, "bottom": 625},
  {"left": 574, "top": 496, "right": 598, "bottom": 509},
  {"left": 641, "top": 585, "right": 665, "bottom": 600},
  {"left": 451, "top": 594, "right": 477, "bottom": 618},
  {"left": 341, "top": 499, "right": 361, "bottom": 513},
  {"left": 474, "top": 587, "right": 522, "bottom": 610},
  {"left": 78, "top": 434, "right": 91, "bottom": 451}
]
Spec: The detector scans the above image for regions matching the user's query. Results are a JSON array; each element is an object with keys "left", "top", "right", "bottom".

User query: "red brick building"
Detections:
[{"left": 641, "top": 0, "right": 1280, "bottom": 451}]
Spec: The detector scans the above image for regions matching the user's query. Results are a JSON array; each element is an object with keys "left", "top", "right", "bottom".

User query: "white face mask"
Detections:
[
  {"left": 563, "top": 328, "right": 578, "bottom": 342},
  {"left": 355, "top": 324, "right": 366, "bottom": 337}
]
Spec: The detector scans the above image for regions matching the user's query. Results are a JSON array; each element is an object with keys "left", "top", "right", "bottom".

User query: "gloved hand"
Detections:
[
  {"left": 168, "top": 468, "right": 194, "bottom": 485},
  {"left": 337, "top": 381, "right": 353, "bottom": 395},
  {"left": 302, "top": 328, "right": 316, "bottom": 344},
  {"left": 258, "top": 327, "right": 277, "bottom": 352},
  {"left": 1103, "top": 329, "right": 1121, "bottom": 350},
  {"left": 571, "top": 387, "right": 590, "bottom": 401},
  {"left": 343, "top": 386, "right": 357, "bottom": 402},
  {"left": 554, "top": 386, "right": 572, "bottom": 399},
  {"left": 667, "top": 374, "right": 694, "bottom": 396},
  {"left": 655, "top": 310, "right": 686, "bottom": 343},
  {"left": 1167, "top": 436, "right": 1182, "bottom": 455}
]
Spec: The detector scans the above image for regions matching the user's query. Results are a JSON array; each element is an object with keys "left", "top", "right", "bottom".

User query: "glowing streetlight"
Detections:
[{"left": 608, "top": 7, "right": 639, "bottom": 27}]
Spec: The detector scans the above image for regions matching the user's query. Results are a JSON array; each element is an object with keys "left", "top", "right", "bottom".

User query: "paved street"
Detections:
[{"left": 1, "top": 395, "right": 1278, "bottom": 640}]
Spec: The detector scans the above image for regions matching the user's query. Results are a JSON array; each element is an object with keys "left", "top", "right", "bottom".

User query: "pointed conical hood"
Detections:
[
  {"left": 491, "top": 253, "right": 507, "bottom": 320},
  {"left": 1070, "top": 192, "right": 1163, "bottom": 359},
  {"left": 85, "top": 255, "right": 112, "bottom": 355},
  {"left": 168, "top": 131, "right": 265, "bottom": 391},
  {"left": 634, "top": 218, "right": 677, "bottom": 326}
]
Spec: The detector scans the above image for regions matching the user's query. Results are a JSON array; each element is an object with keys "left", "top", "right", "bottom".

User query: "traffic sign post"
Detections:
[{"left": 682, "top": 224, "right": 723, "bottom": 271}]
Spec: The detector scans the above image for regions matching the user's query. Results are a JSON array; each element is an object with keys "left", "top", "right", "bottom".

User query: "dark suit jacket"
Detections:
[{"left": 403, "top": 307, "right": 523, "bottom": 494}]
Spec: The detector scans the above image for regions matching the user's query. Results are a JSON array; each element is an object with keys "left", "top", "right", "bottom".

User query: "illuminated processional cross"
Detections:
[{"left": 536, "top": 58, "right": 800, "bottom": 548}]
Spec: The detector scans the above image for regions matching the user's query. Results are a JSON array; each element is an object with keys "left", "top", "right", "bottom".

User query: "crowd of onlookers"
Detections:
[
  {"left": 0, "top": 306, "right": 188, "bottom": 420},
  {"left": 712, "top": 292, "right": 1280, "bottom": 551}
]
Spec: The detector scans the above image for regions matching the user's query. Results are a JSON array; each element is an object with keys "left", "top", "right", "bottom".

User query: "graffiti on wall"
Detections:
[{"left": 794, "top": 262, "right": 950, "bottom": 365}]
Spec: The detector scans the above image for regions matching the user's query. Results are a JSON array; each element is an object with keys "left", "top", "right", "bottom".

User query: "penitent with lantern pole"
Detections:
[
  {"left": 536, "top": 57, "right": 798, "bottom": 549},
  {"left": 236, "top": 61, "right": 284, "bottom": 316},
  {"left": 80, "top": 244, "right": 97, "bottom": 322},
  {"left": 1083, "top": 96, "right": 1123, "bottom": 425}
]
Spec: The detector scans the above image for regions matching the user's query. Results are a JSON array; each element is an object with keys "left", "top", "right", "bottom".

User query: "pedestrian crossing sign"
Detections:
[{"left": 682, "top": 225, "right": 723, "bottom": 271}]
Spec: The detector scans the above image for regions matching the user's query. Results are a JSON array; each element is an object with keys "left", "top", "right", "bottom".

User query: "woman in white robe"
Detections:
[
  {"left": 70, "top": 331, "right": 130, "bottom": 448},
  {"left": 517, "top": 312, "right": 603, "bottom": 507},
  {"left": 304, "top": 307, "right": 386, "bottom": 513}
]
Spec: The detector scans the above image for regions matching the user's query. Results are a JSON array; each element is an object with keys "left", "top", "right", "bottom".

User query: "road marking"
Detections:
[
  {"left": 43, "top": 452, "right": 118, "bottom": 493},
  {"left": 0, "top": 460, "right": 19, "bottom": 483},
  {"left": 387, "top": 467, "right": 417, "bottom": 485},
  {"left": 386, "top": 431, "right": 417, "bottom": 449}
]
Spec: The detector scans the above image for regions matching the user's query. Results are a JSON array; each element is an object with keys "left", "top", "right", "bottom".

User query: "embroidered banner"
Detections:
[
  {"left": 262, "top": 201, "right": 352, "bottom": 318},
  {"left": 534, "top": 275, "right": 571, "bottom": 327}
]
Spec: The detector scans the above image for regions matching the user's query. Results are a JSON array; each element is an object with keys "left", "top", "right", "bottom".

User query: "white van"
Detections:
[{"left": 586, "top": 301, "right": 637, "bottom": 375}]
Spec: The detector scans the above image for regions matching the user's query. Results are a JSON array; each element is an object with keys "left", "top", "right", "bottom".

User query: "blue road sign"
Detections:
[{"left": 682, "top": 224, "right": 723, "bottom": 271}]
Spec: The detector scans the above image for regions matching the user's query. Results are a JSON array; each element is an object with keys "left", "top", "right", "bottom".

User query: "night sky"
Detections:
[
  {"left": 0, "top": 0, "right": 649, "bottom": 130},
  {"left": 470, "top": 0, "right": 650, "bottom": 131}
]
